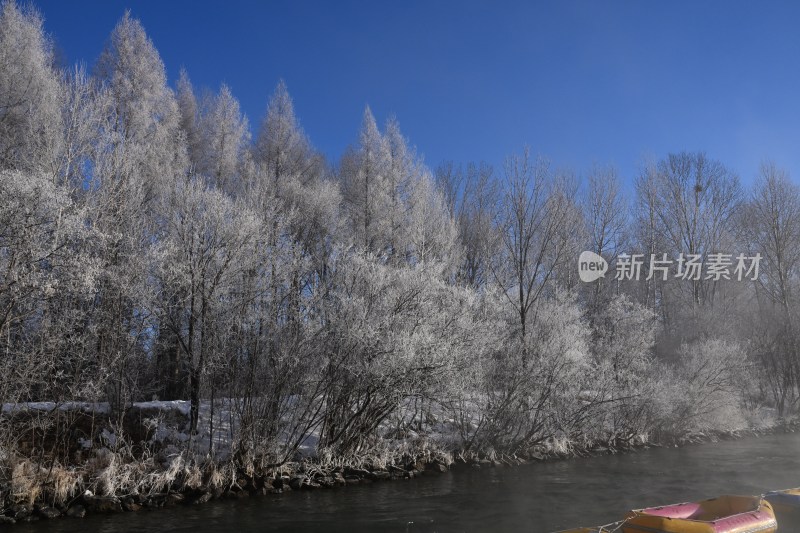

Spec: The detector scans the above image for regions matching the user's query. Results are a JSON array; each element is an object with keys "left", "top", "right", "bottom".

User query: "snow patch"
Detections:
[{"left": 132, "top": 400, "right": 191, "bottom": 416}]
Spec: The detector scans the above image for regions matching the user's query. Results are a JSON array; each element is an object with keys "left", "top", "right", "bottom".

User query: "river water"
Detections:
[{"left": 16, "top": 432, "right": 800, "bottom": 533}]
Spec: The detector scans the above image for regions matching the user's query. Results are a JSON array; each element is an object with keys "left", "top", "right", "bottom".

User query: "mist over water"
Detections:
[{"left": 16, "top": 432, "right": 800, "bottom": 533}]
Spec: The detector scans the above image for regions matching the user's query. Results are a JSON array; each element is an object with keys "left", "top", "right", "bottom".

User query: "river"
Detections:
[{"left": 15, "top": 432, "right": 800, "bottom": 532}]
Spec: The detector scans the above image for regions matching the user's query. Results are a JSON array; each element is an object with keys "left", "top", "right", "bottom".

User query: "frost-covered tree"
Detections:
[
  {"left": 247, "top": 80, "right": 337, "bottom": 359},
  {"left": 740, "top": 162, "right": 800, "bottom": 415},
  {"left": 583, "top": 165, "right": 627, "bottom": 316},
  {"left": 436, "top": 161, "right": 500, "bottom": 288},
  {"left": 493, "top": 149, "right": 581, "bottom": 349},
  {"left": 95, "top": 11, "right": 187, "bottom": 208},
  {"left": 744, "top": 162, "right": 800, "bottom": 314},
  {"left": 91, "top": 12, "right": 189, "bottom": 408},
  {"left": 646, "top": 153, "right": 742, "bottom": 320},
  {"left": 546, "top": 173, "right": 586, "bottom": 291},
  {"left": 633, "top": 161, "right": 666, "bottom": 312},
  {"left": 55, "top": 65, "right": 111, "bottom": 189},
  {"left": 0, "top": 0, "right": 61, "bottom": 172},
  {"left": 386, "top": 118, "right": 461, "bottom": 271},
  {"left": 341, "top": 111, "right": 459, "bottom": 270},
  {"left": 0, "top": 170, "right": 102, "bottom": 406},
  {"left": 176, "top": 68, "right": 202, "bottom": 172},
  {"left": 382, "top": 117, "right": 414, "bottom": 262},
  {"left": 590, "top": 295, "right": 658, "bottom": 442},
  {"left": 254, "top": 80, "right": 321, "bottom": 191},
  {"left": 340, "top": 107, "right": 393, "bottom": 255},
  {"left": 317, "top": 253, "right": 482, "bottom": 456},
  {"left": 406, "top": 168, "right": 461, "bottom": 270},
  {"left": 195, "top": 83, "right": 250, "bottom": 193},
  {"left": 670, "top": 339, "right": 749, "bottom": 432},
  {"left": 151, "top": 178, "right": 259, "bottom": 432},
  {"left": 454, "top": 288, "right": 591, "bottom": 455},
  {"left": 252, "top": 80, "right": 334, "bottom": 275}
]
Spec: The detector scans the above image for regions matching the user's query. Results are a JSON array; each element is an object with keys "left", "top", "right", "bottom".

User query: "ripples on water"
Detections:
[{"left": 16, "top": 432, "right": 800, "bottom": 532}]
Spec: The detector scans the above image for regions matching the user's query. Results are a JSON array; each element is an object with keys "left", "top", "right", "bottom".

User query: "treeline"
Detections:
[{"left": 1, "top": 2, "right": 799, "bottom": 474}]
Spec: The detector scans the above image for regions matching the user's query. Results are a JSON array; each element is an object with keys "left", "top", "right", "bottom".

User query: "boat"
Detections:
[
  {"left": 621, "top": 495, "right": 776, "bottom": 533},
  {"left": 764, "top": 488, "right": 800, "bottom": 519}
]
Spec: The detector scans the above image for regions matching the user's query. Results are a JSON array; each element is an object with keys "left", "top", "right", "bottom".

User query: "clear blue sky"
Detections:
[{"left": 32, "top": 1, "right": 800, "bottom": 186}]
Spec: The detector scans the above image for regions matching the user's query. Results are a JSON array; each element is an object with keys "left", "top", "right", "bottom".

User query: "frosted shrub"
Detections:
[
  {"left": 666, "top": 339, "right": 748, "bottom": 433},
  {"left": 316, "top": 254, "right": 481, "bottom": 457},
  {"left": 588, "top": 295, "right": 660, "bottom": 444},
  {"left": 456, "top": 290, "right": 593, "bottom": 456}
]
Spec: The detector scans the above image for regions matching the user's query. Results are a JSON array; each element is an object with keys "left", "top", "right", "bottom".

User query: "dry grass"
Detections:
[
  {"left": 314, "top": 433, "right": 452, "bottom": 472},
  {"left": 10, "top": 460, "right": 42, "bottom": 505},
  {"left": 546, "top": 435, "right": 577, "bottom": 455},
  {"left": 49, "top": 464, "right": 82, "bottom": 503},
  {"left": 4, "top": 458, "right": 82, "bottom": 506},
  {"left": 204, "top": 460, "right": 234, "bottom": 490}
]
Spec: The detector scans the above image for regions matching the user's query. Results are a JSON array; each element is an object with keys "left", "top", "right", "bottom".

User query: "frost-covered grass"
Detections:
[{"left": 0, "top": 390, "right": 787, "bottom": 514}]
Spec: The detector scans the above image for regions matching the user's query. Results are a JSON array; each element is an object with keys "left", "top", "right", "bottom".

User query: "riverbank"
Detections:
[
  {"left": 0, "top": 457, "right": 452, "bottom": 525},
  {"left": 1, "top": 408, "right": 797, "bottom": 526}
]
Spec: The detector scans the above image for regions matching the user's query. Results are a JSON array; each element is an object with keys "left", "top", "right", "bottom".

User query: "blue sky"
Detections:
[{"left": 32, "top": 1, "right": 800, "bottom": 187}]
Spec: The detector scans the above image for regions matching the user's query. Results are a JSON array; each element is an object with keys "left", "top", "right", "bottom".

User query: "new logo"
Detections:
[{"left": 578, "top": 251, "right": 608, "bottom": 282}]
